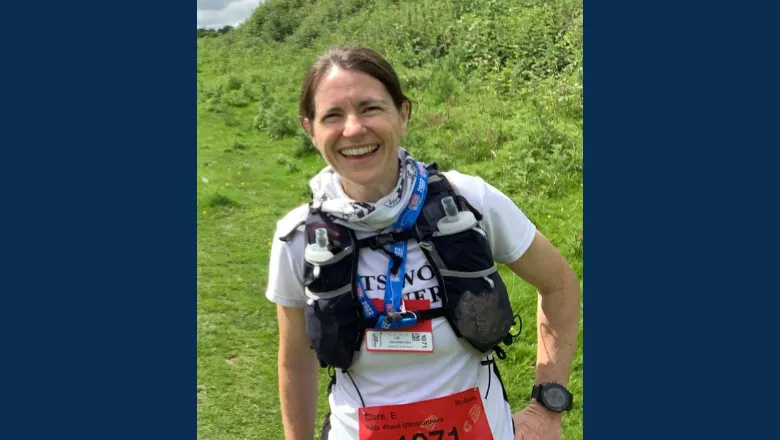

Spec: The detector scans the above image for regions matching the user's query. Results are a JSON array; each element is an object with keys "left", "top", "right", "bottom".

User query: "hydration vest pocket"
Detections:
[
  {"left": 302, "top": 217, "right": 361, "bottom": 370},
  {"left": 303, "top": 244, "right": 354, "bottom": 293},
  {"left": 428, "top": 227, "right": 514, "bottom": 353},
  {"left": 303, "top": 211, "right": 355, "bottom": 294},
  {"left": 430, "top": 227, "right": 492, "bottom": 270},
  {"left": 441, "top": 269, "right": 514, "bottom": 353},
  {"left": 304, "top": 286, "right": 362, "bottom": 370}
]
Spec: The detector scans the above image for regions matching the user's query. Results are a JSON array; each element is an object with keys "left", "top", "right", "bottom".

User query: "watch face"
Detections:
[{"left": 543, "top": 387, "right": 568, "bottom": 410}]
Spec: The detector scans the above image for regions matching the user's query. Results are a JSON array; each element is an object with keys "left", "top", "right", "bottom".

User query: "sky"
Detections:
[{"left": 197, "top": 0, "right": 263, "bottom": 29}]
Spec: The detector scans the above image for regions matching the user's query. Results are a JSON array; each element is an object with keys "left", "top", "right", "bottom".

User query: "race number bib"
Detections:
[
  {"left": 365, "top": 299, "right": 434, "bottom": 353},
  {"left": 358, "top": 387, "right": 493, "bottom": 440}
]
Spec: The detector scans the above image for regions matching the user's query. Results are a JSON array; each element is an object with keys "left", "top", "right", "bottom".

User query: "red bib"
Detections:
[{"left": 358, "top": 387, "right": 493, "bottom": 440}]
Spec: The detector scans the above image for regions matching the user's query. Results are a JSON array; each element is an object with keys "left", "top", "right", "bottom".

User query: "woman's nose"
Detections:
[{"left": 342, "top": 114, "right": 365, "bottom": 137}]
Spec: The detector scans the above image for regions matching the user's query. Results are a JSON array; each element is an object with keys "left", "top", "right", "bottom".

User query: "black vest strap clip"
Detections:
[{"left": 357, "top": 229, "right": 418, "bottom": 250}]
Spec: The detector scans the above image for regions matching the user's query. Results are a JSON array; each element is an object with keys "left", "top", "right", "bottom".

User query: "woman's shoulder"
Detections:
[
  {"left": 441, "top": 169, "right": 487, "bottom": 187},
  {"left": 440, "top": 169, "right": 493, "bottom": 205},
  {"left": 274, "top": 203, "right": 310, "bottom": 240}
]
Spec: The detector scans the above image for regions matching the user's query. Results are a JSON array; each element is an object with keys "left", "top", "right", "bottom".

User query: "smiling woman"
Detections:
[
  {"left": 303, "top": 67, "right": 409, "bottom": 203},
  {"left": 299, "top": 47, "right": 412, "bottom": 203},
  {"left": 265, "top": 45, "right": 581, "bottom": 440}
]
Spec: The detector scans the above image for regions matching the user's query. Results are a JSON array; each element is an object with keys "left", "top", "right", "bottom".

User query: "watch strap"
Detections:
[{"left": 530, "top": 383, "right": 544, "bottom": 401}]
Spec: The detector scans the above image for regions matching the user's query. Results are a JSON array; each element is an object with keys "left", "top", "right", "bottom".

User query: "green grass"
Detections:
[{"left": 198, "top": 1, "right": 582, "bottom": 438}]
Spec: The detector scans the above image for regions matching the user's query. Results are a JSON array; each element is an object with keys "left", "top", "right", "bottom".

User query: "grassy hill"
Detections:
[{"left": 197, "top": 0, "right": 582, "bottom": 438}]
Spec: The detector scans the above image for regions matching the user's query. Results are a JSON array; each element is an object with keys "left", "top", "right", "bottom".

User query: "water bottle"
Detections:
[
  {"left": 304, "top": 228, "right": 335, "bottom": 278},
  {"left": 436, "top": 196, "right": 477, "bottom": 235}
]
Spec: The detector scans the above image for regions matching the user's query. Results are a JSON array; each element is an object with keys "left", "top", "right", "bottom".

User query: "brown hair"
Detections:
[{"left": 298, "top": 45, "right": 412, "bottom": 126}]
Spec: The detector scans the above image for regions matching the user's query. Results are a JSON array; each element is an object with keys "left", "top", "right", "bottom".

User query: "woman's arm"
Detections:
[
  {"left": 506, "top": 230, "right": 581, "bottom": 390},
  {"left": 276, "top": 304, "right": 320, "bottom": 440},
  {"left": 506, "top": 229, "right": 581, "bottom": 440}
]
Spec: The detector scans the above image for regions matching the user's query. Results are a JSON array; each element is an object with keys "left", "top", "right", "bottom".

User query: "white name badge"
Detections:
[{"left": 365, "top": 329, "right": 434, "bottom": 353}]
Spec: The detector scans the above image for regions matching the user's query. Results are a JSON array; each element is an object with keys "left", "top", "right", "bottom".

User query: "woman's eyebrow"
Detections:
[
  {"left": 321, "top": 99, "right": 388, "bottom": 115},
  {"left": 321, "top": 105, "right": 342, "bottom": 114},
  {"left": 358, "top": 99, "right": 388, "bottom": 107}
]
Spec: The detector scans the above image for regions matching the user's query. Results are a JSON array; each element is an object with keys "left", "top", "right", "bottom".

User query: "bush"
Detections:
[
  {"left": 225, "top": 75, "right": 243, "bottom": 91},
  {"left": 246, "top": 0, "right": 308, "bottom": 42},
  {"left": 275, "top": 155, "right": 300, "bottom": 173},
  {"left": 223, "top": 90, "right": 251, "bottom": 107},
  {"left": 292, "top": 130, "right": 317, "bottom": 157},
  {"left": 253, "top": 90, "right": 297, "bottom": 139},
  {"left": 232, "top": 138, "right": 248, "bottom": 151},
  {"left": 206, "top": 192, "right": 240, "bottom": 208}
]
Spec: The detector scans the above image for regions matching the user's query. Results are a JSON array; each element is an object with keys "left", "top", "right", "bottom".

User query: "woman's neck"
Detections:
[{"left": 341, "top": 163, "right": 400, "bottom": 203}]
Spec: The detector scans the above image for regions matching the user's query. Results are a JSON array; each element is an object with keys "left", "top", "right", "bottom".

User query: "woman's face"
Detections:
[{"left": 304, "top": 67, "right": 409, "bottom": 192}]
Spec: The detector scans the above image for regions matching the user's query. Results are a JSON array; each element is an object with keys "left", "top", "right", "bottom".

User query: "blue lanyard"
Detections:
[{"left": 356, "top": 161, "right": 428, "bottom": 330}]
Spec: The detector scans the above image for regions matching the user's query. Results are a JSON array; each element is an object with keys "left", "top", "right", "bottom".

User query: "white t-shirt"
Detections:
[{"left": 266, "top": 170, "right": 536, "bottom": 440}]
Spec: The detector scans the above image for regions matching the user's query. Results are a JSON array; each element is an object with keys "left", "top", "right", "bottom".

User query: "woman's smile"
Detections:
[{"left": 338, "top": 143, "right": 380, "bottom": 159}]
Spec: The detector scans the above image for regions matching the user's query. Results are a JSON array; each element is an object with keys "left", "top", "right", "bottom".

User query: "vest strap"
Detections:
[
  {"left": 362, "top": 307, "right": 446, "bottom": 328},
  {"left": 357, "top": 229, "right": 419, "bottom": 250}
]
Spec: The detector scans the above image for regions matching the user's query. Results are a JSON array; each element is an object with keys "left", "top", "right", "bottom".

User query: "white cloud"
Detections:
[
  {"left": 197, "top": 0, "right": 233, "bottom": 9},
  {"left": 197, "top": 0, "right": 263, "bottom": 29}
]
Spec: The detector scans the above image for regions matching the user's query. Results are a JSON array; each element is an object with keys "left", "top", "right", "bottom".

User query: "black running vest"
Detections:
[{"left": 279, "top": 164, "right": 520, "bottom": 370}]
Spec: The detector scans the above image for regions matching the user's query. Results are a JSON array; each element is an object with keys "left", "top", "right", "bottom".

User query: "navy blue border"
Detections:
[
  {"left": 2, "top": 2, "right": 196, "bottom": 439},
  {"left": 586, "top": 1, "right": 780, "bottom": 438},
  {"left": 5, "top": 0, "right": 780, "bottom": 438}
]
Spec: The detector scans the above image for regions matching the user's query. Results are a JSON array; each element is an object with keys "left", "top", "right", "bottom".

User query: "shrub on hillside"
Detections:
[
  {"left": 266, "top": 107, "right": 298, "bottom": 139},
  {"left": 245, "top": 0, "right": 307, "bottom": 42},
  {"left": 292, "top": 130, "right": 316, "bottom": 157},
  {"left": 225, "top": 75, "right": 243, "bottom": 91},
  {"left": 206, "top": 192, "right": 240, "bottom": 208},
  {"left": 241, "top": 83, "right": 257, "bottom": 100},
  {"left": 254, "top": 103, "right": 297, "bottom": 140},
  {"left": 223, "top": 90, "right": 251, "bottom": 107}
]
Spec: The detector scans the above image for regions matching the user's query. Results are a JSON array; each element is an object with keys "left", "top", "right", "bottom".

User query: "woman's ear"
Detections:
[{"left": 302, "top": 118, "right": 312, "bottom": 137}]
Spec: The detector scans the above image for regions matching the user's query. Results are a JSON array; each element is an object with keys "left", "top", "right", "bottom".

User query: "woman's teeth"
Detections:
[{"left": 340, "top": 145, "right": 379, "bottom": 157}]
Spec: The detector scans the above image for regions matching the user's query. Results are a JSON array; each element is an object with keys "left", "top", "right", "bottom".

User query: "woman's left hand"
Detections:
[{"left": 512, "top": 401, "right": 563, "bottom": 440}]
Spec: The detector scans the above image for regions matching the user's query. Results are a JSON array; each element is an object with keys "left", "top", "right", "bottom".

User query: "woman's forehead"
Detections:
[{"left": 314, "top": 67, "right": 389, "bottom": 106}]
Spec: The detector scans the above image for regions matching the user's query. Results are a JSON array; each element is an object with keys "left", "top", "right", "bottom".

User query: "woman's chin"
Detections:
[
  {"left": 337, "top": 156, "right": 383, "bottom": 184},
  {"left": 341, "top": 170, "right": 381, "bottom": 187}
]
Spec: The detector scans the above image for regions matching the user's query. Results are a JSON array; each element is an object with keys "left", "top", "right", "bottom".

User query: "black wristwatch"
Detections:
[{"left": 530, "top": 383, "right": 573, "bottom": 413}]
